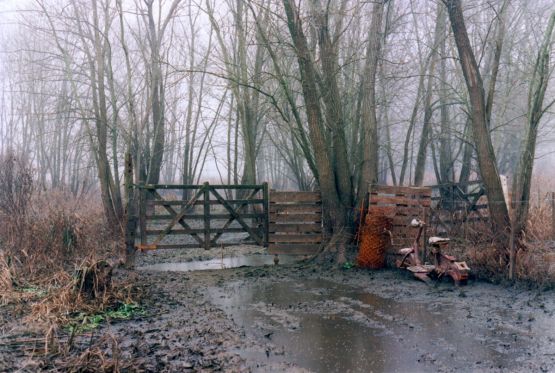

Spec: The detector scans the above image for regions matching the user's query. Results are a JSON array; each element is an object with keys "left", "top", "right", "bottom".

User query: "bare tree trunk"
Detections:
[
  {"left": 313, "top": 0, "right": 353, "bottom": 208},
  {"left": 413, "top": 67, "right": 435, "bottom": 186},
  {"left": 512, "top": 10, "right": 555, "bottom": 237},
  {"left": 399, "top": 56, "right": 429, "bottom": 186},
  {"left": 357, "top": 0, "right": 384, "bottom": 202},
  {"left": 414, "top": 2, "right": 444, "bottom": 186},
  {"left": 145, "top": 0, "right": 166, "bottom": 184},
  {"left": 458, "top": 119, "right": 473, "bottom": 186},
  {"left": 485, "top": 0, "right": 510, "bottom": 128},
  {"left": 437, "top": 5, "right": 454, "bottom": 184},
  {"left": 282, "top": 0, "right": 348, "bottom": 260},
  {"left": 446, "top": 0, "right": 510, "bottom": 249}
]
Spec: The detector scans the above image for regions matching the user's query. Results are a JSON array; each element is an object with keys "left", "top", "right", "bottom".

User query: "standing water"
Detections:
[
  {"left": 138, "top": 254, "right": 298, "bottom": 272},
  {"left": 209, "top": 279, "right": 555, "bottom": 372}
]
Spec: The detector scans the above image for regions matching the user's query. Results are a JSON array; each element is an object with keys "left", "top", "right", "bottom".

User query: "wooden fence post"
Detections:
[
  {"left": 509, "top": 217, "right": 516, "bottom": 281},
  {"left": 139, "top": 186, "right": 147, "bottom": 245},
  {"left": 551, "top": 192, "right": 555, "bottom": 240},
  {"left": 204, "top": 182, "right": 211, "bottom": 250},
  {"left": 124, "top": 152, "right": 137, "bottom": 268},
  {"left": 263, "top": 182, "right": 269, "bottom": 247}
]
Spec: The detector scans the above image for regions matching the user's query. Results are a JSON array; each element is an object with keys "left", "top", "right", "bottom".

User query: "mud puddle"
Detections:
[
  {"left": 209, "top": 279, "right": 555, "bottom": 372},
  {"left": 138, "top": 254, "right": 299, "bottom": 272}
]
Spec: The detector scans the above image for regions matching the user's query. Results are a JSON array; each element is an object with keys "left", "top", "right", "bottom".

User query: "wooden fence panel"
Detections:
[{"left": 269, "top": 191, "right": 323, "bottom": 255}]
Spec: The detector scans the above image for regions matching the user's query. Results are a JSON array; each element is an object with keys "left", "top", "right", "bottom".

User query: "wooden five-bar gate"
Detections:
[{"left": 137, "top": 183, "right": 269, "bottom": 250}]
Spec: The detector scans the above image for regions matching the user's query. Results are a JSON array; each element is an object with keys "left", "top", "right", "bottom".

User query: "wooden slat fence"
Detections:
[
  {"left": 269, "top": 191, "right": 323, "bottom": 255},
  {"left": 368, "top": 185, "right": 432, "bottom": 255}
]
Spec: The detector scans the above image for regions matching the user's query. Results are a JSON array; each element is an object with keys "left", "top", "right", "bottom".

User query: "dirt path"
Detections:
[{"left": 1, "top": 249, "right": 554, "bottom": 372}]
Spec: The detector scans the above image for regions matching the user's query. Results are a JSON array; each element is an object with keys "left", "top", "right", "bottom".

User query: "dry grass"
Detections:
[
  {"left": 0, "top": 153, "right": 143, "bottom": 371},
  {"left": 453, "top": 198, "right": 555, "bottom": 285}
]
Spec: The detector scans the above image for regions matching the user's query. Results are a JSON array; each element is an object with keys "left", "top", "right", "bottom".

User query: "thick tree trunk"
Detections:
[
  {"left": 314, "top": 1, "right": 353, "bottom": 208},
  {"left": 282, "top": 0, "right": 349, "bottom": 261},
  {"left": 446, "top": 0, "right": 510, "bottom": 249},
  {"left": 357, "top": 0, "right": 384, "bottom": 202}
]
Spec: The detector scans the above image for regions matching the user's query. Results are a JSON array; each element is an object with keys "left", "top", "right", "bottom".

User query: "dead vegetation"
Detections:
[
  {"left": 0, "top": 152, "right": 142, "bottom": 371},
  {"left": 457, "top": 200, "right": 555, "bottom": 286}
]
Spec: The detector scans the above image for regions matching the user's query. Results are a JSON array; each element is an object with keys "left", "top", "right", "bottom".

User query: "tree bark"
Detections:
[
  {"left": 314, "top": 0, "right": 353, "bottom": 208},
  {"left": 357, "top": 0, "right": 385, "bottom": 202},
  {"left": 282, "top": 0, "right": 348, "bottom": 258},
  {"left": 512, "top": 10, "right": 555, "bottom": 237},
  {"left": 414, "top": 2, "right": 444, "bottom": 186},
  {"left": 446, "top": 0, "right": 510, "bottom": 249}
]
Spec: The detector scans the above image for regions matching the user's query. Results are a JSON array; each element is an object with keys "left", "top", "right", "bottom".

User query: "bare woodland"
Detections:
[
  {"left": 2, "top": 1, "right": 555, "bottom": 371},
  {"left": 1, "top": 0, "right": 555, "bottom": 271}
]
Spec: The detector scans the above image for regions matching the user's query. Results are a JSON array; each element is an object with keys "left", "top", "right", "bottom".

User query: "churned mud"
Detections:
[{"left": 1, "top": 246, "right": 554, "bottom": 372}]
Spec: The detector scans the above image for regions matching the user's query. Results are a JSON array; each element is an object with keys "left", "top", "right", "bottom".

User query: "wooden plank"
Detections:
[
  {"left": 263, "top": 182, "right": 269, "bottom": 247},
  {"left": 370, "top": 185, "right": 432, "bottom": 196},
  {"left": 154, "top": 242, "right": 257, "bottom": 250},
  {"left": 369, "top": 196, "right": 431, "bottom": 207},
  {"left": 370, "top": 196, "right": 414, "bottom": 206},
  {"left": 148, "top": 199, "right": 264, "bottom": 206},
  {"left": 269, "top": 223, "right": 322, "bottom": 233},
  {"left": 270, "top": 205, "right": 321, "bottom": 214},
  {"left": 138, "top": 184, "right": 204, "bottom": 190},
  {"left": 394, "top": 207, "right": 428, "bottom": 216},
  {"left": 269, "top": 234, "right": 322, "bottom": 243},
  {"left": 270, "top": 191, "right": 321, "bottom": 203},
  {"left": 145, "top": 228, "right": 253, "bottom": 235},
  {"left": 139, "top": 188, "right": 147, "bottom": 245},
  {"left": 270, "top": 214, "right": 322, "bottom": 223},
  {"left": 138, "top": 184, "right": 263, "bottom": 190},
  {"left": 204, "top": 183, "right": 210, "bottom": 250},
  {"left": 268, "top": 244, "right": 321, "bottom": 255},
  {"left": 147, "top": 213, "right": 265, "bottom": 220}
]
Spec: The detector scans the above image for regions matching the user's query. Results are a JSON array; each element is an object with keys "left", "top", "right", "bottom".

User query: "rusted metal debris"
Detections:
[{"left": 395, "top": 219, "right": 470, "bottom": 285}]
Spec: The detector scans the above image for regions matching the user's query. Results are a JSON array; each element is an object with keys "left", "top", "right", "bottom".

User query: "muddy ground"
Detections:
[{"left": 1, "top": 247, "right": 554, "bottom": 372}]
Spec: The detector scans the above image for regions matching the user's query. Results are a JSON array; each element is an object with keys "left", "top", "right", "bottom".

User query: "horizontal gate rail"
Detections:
[
  {"left": 136, "top": 182, "right": 268, "bottom": 250},
  {"left": 139, "top": 184, "right": 263, "bottom": 189}
]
